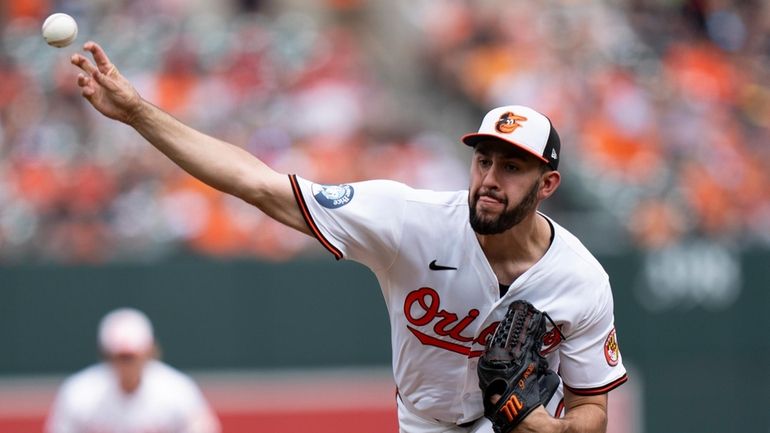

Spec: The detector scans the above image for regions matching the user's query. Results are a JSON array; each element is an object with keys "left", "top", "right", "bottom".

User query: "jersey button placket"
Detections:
[{"left": 459, "top": 357, "right": 481, "bottom": 419}]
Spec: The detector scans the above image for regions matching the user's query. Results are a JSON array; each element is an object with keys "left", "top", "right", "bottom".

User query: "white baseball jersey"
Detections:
[
  {"left": 46, "top": 360, "right": 220, "bottom": 433},
  {"left": 290, "top": 176, "right": 628, "bottom": 426}
]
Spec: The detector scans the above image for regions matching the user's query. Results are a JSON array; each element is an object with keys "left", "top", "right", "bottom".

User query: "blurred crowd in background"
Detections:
[{"left": 0, "top": 0, "right": 768, "bottom": 264}]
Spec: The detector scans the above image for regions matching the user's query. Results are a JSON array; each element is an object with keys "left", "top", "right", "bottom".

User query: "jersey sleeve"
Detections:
[
  {"left": 558, "top": 281, "right": 628, "bottom": 395},
  {"left": 44, "top": 381, "right": 80, "bottom": 433},
  {"left": 178, "top": 377, "right": 221, "bottom": 433},
  {"left": 289, "top": 175, "right": 408, "bottom": 271}
]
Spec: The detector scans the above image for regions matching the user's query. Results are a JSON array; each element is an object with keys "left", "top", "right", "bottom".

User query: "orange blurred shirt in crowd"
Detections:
[{"left": 6, "top": 0, "right": 49, "bottom": 20}]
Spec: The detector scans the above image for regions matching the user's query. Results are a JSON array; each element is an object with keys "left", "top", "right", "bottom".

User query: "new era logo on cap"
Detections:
[{"left": 462, "top": 105, "right": 561, "bottom": 170}]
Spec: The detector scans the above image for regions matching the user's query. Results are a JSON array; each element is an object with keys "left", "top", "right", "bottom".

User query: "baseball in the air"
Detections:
[{"left": 42, "top": 13, "right": 78, "bottom": 48}]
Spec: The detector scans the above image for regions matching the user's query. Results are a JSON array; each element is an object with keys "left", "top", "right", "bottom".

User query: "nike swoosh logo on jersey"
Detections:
[{"left": 429, "top": 260, "right": 457, "bottom": 271}]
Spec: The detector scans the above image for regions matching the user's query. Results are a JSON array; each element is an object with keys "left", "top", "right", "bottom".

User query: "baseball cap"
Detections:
[
  {"left": 98, "top": 308, "right": 154, "bottom": 355},
  {"left": 462, "top": 105, "right": 561, "bottom": 170}
]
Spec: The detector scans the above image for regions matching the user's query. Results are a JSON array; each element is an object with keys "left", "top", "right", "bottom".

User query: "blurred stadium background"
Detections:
[{"left": 1, "top": 0, "right": 769, "bottom": 431}]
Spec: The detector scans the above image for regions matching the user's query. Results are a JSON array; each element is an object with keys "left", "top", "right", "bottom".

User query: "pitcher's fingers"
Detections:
[
  {"left": 82, "top": 85, "right": 95, "bottom": 98},
  {"left": 92, "top": 70, "right": 120, "bottom": 92},
  {"left": 77, "top": 73, "right": 91, "bottom": 87},
  {"left": 84, "top": 41, "right": 115, "bottom": 75},
  {"left": 71, "top": 53, "right": 98, "bottom": 76}
]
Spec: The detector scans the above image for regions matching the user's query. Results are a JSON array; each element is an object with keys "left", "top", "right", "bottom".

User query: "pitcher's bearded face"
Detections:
[{"left": 469, "top": 178, "right": 540, "bottom": 235}]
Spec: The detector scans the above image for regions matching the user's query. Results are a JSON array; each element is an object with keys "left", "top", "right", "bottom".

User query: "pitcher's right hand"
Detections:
[{"left": 71, "top": 41, "right": 144, "bottom": 125}]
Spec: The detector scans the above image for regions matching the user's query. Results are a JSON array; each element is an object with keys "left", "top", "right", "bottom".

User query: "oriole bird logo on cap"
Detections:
[{"left": 495, "top": 112, "right": 528, "bottom": 134}]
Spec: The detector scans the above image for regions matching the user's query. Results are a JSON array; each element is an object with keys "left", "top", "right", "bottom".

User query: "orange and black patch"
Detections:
[
  {"left": 604, "top": 328, "right": 620, "bottom": 366},
  {"left": 495, "top": 112, "right": 528, "bottom": 134}
]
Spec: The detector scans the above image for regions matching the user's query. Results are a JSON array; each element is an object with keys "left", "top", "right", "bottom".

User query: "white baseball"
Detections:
[{"left": 42, "top": 13, "right": 78, "bottom": 48}]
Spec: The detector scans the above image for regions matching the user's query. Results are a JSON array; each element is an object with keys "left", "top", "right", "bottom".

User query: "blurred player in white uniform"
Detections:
[
  {"left": 70, "top": 42, "right": 627, "bottom": 433},
  {"left": 46, "top": 308, "right": 220, "bottom": 433}
]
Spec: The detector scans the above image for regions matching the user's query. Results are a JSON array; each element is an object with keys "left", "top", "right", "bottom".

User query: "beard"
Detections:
[{"left": 469, "top": 179, "right": 540, "bottom": 235}]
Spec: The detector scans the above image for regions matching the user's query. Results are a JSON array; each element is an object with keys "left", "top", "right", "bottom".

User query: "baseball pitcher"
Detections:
[{"left": 70, "top": 41, "right": 627, "bottom": 433}]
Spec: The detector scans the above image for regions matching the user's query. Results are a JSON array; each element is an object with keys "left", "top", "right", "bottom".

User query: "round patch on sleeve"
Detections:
[
  {"left": 312, "top": 183, "right": 355, "bottom": 209},
  {"left": 604, "top": 328, "right": 620, "bottom": 366}
]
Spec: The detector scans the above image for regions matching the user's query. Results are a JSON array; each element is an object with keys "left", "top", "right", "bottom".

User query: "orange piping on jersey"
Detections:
[
  {"left": 289, "top": 175, "right": 343, "bottom": 260},
  {"left": 554, "top": 398, "right": 565, "bottom": 418},
  {"left": 564, "top": 373, "right": 628, "bottom": 396}
]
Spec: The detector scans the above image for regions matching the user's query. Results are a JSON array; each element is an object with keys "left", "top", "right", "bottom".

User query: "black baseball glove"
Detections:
[{"left": 477, "top": 300, "right": 560, "bottom": 433}]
